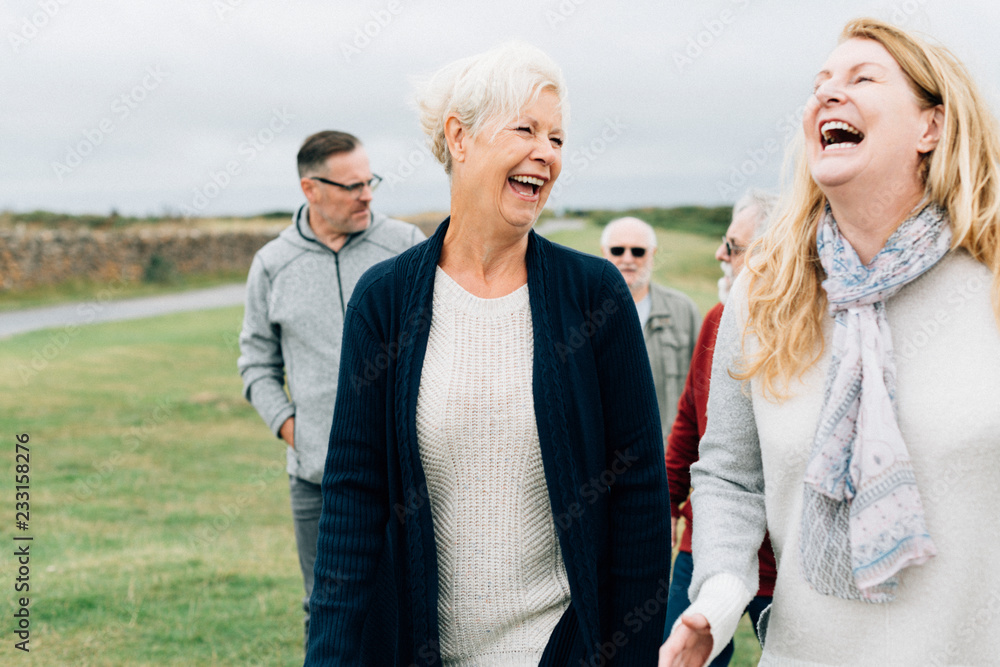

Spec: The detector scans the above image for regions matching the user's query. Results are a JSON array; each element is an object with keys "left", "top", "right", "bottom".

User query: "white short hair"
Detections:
[
  {"left": 415, "top": 41, "right": 569, "bottom": 175},
  {"left": 733, "top": 189, "right": 778, "bottom": 240},
  {"left": 600, "top": 216, "right": 658, "bottom": 249}
]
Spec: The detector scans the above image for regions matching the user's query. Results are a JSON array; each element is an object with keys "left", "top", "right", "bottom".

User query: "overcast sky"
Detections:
[{"left": 3, "top": 0, "right": 999, "bottom": 219}]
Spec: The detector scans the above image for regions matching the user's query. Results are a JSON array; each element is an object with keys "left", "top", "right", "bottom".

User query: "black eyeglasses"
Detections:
[
  {"left": 309, "top": 174, "right": 382, "bottom": 199},
  {"left": 722, "top": 236, "right": 748, "bottom": 257},
  {"left": 609, "top": 246, "right": 647, "bottom": 258}
]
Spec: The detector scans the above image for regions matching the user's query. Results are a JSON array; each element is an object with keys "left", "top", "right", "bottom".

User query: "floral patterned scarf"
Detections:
[{"left": 799, "top": 202, "right": 950, "bottom": 602}]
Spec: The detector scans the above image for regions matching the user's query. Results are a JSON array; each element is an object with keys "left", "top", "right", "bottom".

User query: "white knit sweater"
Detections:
[
  {"left": 687, "top": 251, "right": 1000, "bottom": 666},
  {"left": 416, "top": 268, "right": 572, "bottom": 666}
]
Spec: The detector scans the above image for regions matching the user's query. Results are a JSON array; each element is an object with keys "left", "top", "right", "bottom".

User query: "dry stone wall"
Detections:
[{"left": 0, "top": 223, "right": 284, "bottom": 291}]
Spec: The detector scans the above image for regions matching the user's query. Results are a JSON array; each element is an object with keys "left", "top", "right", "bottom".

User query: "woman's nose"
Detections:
[{"left": 814, "top": 78, "right": 843, "bottom": 105}]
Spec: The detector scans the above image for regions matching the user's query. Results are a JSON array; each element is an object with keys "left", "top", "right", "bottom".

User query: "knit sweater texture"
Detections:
[
  {"left": 237, "top": 205, "right": 424, "bottom": 483},
  {"left": 687, "top": 250, "right": 1000, "bottom": 665},
  {"left": 417, "top": 268, "right": 571, "bottom": 665},
  {"left": 665, "top": 302, "right": 776, "bottom": 595},
  {"left": 305, "top": 219, "right": 672, "bottom": 666}
]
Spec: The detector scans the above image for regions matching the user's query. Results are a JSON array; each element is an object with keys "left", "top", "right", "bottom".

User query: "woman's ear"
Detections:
[
  {"left": 917, "top": 104, "right": 944, "bottom": 154},
  {"left": 444, "top": 115, "right": 468, "bottom": 165}
]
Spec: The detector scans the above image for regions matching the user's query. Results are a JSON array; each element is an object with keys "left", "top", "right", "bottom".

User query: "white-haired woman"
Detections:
[
  {"left": 661, "top": 18, "right": 1000, "bottom": 667},
  {"left": 306, "top": 42, "right": 672, "bottom": 666}
]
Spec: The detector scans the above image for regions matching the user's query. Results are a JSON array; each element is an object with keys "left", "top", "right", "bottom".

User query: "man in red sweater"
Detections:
[{"left": 663, "top": 190, "right": 778, "bottom": 665}]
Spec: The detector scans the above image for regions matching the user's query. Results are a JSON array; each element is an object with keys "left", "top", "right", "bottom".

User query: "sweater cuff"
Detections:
[
  {"left": 675, "top": 573, "right": 753, "bottom": 666},
  {"left": 245, "top": 377, "right": 295, "bottom": 438},
  {"left": 268, "top": 405, "right": 296, "bottom": 439}
]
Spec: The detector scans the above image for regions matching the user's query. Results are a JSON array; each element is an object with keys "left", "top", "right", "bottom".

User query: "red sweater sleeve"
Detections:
[
  {"left": 663, "top": 302, "right": 778, "bottom": 596},
  {"left": 665, "top": 303, "right": 724, "bottom": 549}
]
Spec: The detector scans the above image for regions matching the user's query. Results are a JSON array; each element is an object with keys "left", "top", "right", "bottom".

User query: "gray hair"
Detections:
[
  {"left": 600, "top": 216, "right": 658, "bottom": 249},
  {"left": 733, "top": 189, "right": 778, "bottom": 240},
  {"left": 415, "top": 41, "right": 569, "bottom": 175}
]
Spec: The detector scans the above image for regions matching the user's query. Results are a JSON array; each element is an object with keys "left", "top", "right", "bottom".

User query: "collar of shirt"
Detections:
[{"left": 635, "top": 291, "right": 652, "bottom": 329}]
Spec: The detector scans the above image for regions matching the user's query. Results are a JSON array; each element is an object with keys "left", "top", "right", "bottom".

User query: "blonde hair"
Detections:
[
  {"left": 739, "top": 18, "right": 1000, "bottom": 398},
  {"left": 414, "top": 41, "right": 568, "bottom": 175}
]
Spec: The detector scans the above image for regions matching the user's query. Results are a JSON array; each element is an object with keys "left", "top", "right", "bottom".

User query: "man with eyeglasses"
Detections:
[
  {"left": 237, "top": 130, "right": 424, "bottom": 650},
  {"left": 600, "top": 216, "right": 700, "bottom": 445},
  {"left": 662, "top": 189, "right": 778, "bottom": 666}
]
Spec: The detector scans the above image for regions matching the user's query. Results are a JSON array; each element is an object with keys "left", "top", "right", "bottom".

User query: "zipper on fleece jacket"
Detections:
[
  {"left": 333, "top": 252, "right": 345, "bottom": 318},
  {"left": 295, "top": 205, "right": 361, "bottom": 318}
]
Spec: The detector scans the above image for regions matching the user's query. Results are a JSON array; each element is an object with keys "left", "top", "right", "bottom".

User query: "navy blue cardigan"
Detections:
[{"left": 306, "top": 220, "right": 672, "bottom": 665}]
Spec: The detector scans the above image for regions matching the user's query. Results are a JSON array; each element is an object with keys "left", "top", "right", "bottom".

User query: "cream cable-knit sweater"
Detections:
[{"left": 416, "top": 268, "right": 572, "bottom": 666}]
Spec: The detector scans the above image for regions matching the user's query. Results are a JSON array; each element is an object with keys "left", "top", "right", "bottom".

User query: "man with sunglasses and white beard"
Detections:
[
  {"left": 237, "top": 130, "right": 423, "bottom": 652},
  {"left": 600, "top": 216, "right": 700, "bottom": 445}
]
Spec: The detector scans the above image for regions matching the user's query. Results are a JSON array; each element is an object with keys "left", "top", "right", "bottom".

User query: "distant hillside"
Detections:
[
  {"left": 0, "top": 209, "right": 292, "bottom": 230},
  {"left": 2, "top": 205, "right": 732, "bottom": 238}
]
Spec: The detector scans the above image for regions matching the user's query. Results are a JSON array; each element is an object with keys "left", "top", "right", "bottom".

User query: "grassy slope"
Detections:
[
  {"left": 3, "top": 308, "right": 302, "bottom": 666},
  {"left": 1, "top": 223, "right": 760, "bottom": 666}
]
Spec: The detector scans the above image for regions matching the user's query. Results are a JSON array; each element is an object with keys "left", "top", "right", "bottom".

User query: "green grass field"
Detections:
[
  {"left": 3, "top": 307, "right": 302, "bottom": 665},
  {"left": 1, "top": 222, "right": 762, "bottom": 666}
]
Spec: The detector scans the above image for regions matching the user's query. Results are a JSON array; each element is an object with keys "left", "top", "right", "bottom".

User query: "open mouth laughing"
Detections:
[
  {"left": 508, "top": 174, "right": 546, "bottom": 199},
  {"left": 820, "top": 120, "right": 865, "bottom": 150}
]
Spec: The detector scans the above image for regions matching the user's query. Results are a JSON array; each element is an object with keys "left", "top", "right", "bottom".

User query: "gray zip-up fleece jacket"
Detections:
[{"left": 238, "top": 205, "right": 425, "bottom": 483}]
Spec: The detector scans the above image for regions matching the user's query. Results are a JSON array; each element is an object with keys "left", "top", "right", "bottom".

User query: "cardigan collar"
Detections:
[
  {"left": 396, "top": 217, "right": 601, "bottom": 655},
  {"left": 416, "top": 216, "right": 544, "bottom": 283}
]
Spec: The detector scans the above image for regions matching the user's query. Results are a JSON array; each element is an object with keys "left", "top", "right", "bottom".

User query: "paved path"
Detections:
[{"left": 0, "top": 283, "right": 246, "bottom": 339}]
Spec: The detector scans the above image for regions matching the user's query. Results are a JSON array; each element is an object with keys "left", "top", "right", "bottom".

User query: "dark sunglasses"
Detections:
[{"left": 609, "top": 246, "right": 647, "bottom": 258}]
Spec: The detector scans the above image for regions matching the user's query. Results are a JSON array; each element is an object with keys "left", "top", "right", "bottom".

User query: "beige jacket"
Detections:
[{"left": 643, "top": 282, "right": 700, "bottom": 448}]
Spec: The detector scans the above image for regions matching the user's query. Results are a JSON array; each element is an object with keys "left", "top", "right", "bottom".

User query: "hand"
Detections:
[
  {"left": 671, "top": 517, "right": 678, "bottom": 550},
  {"left": 658, "top": 613, "right": 712, "bottom": 667},
  {"left": 279, "top": 417, "right": 295, "bottom": 448}
]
